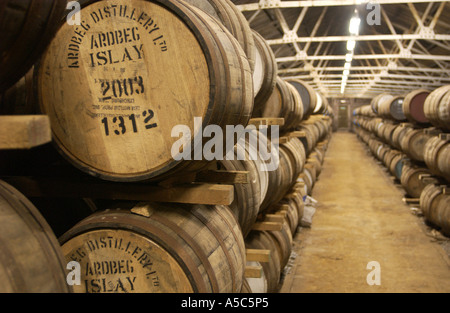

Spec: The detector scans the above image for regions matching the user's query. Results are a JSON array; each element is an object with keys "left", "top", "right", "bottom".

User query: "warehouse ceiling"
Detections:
[{"left": 234, "top": 0, "right": 450, "bottom": 99}]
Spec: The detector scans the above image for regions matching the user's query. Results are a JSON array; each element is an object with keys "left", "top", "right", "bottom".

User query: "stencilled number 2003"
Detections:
[
  {"left": 101, "top": 110, "right": 157, "bottom": 136},
  {"left": 100, "top": 76, "right": 144, "bottom": 100}
]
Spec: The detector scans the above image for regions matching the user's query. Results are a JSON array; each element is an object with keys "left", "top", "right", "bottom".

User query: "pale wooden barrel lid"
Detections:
[
  {"left": 62, "top": 228, "right": 193, "bottom": 293},
  {"left": 37, "top": 0, "right": 219, "bottom": 181}
]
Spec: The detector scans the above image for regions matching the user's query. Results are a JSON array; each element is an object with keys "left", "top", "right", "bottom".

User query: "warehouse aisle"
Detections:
[{"left": 281, "top": 132, "right": 450, "bottom": 293}]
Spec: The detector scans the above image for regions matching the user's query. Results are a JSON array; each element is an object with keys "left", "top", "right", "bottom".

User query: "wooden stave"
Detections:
[
  {"left": 400, "top": 129, "right": 432, "bottom": 162},
  {"left": 266, "top": 221, "right": 293, "bottom": 271},
  {"left": 251, "top": 30, "right": 277, "bottom": 115},
  {"left": 436, "top": 142, "right": 450, "bottom": 183},
  {"left": 283, "top": 82, "right": 304, "bottom": 131},
  {"left": 280, "top": 138, "right": 306, "bottom": 188},
  {"left": 424, "top": 136, "right": 449, "bottom": 181},
  {"left": 218, "top": 136, "right": 262, "bottom": 238},
  {"left": 400, "top": 164, "right": 436, "bottom": 198},
  {"left": 437, "top": 89, "right": 450, "bottom": 130},
  {"left": 0, "top": 180, "right": 71, "bottom": 293},
  {"left": 183, "top": 0, "right": 256, "bottom": 74},
  {"left": 388, "top": 153, "right": 407, "bottom": 180},
  {"left": 435, "top": 195, "right": 450, "bottom": 236},
  {"left": 420, "top": 184, "right": 446, "bottom": 232},
  {"left": 35, "top": 0, "right": 254, "bottom": 182},
  {"left": 371, "top": 94, "right": 393, "bottom": 114},
  {"left": 0, "top": 0, "right": 67, "bottom": 92},
  {"left": 286, "top": 79, "right": 317, "bottom": 120},
  {"left": 424, "top": 85, "right": 450, "bottom": 130},
  {"left": 391, "top": 124, "right": 411, "bottom": 150},
  {"left": 188, "top": 4, "right": 254, "bottom": 129},
  {"left": 240, "top": 276, "right": 253, "bottom": 293},
  {"left": 59, "top": 202, "right": 246, "bottom": 293}
]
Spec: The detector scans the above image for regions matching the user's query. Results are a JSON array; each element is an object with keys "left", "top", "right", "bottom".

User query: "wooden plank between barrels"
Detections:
[
  {"left": 158, "top": 170, "right": 249, "bottom": 188},
  {"left": 439, "top": 133, "right": 450, "bottom": 142},
  {"left": 248, "top": 118, "right": 285, "bottom": 126},
  {"left": 263, "top": 214, "right": 285, "bottom": 223},
  {"left": 402, "top": 197, "right": 421, "bottom": 205},
  {"left": 288, "top": 131, "right": 307, "bottom": 138},
  {"left": 1, "top": 176, "right": 234, "bottom": 205},
  {"left": 252, "top": 221, "right": 283, "bottom": 231},
  {"left": 246, "top": 249, "right": 271, "bottom": 263},
  {"left": 274, "top": 210, "right": 288, "bottom": 217},
  {"left": 245, "top": 265, "right": 263, "bottom": 278},
  {"left": 0, "top": 115, "right": 51, "bottom": 150}
]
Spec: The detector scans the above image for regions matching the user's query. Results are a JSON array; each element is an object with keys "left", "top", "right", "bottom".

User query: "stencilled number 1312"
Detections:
[{"left": 101, "top": 110, "right": 157, "bottom": 136}]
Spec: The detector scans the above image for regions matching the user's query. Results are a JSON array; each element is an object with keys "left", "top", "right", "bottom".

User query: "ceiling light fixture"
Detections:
[
  {"left": 349, "top": 16, "right": 361, "bottom": 35},
  {"left": 347, "top": 39, "right": 356, "bottom": 51}
]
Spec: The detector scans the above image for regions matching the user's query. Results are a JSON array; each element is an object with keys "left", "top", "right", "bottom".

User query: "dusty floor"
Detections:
[{"left": 280, "top": 131, "right": 450, "bottom": 293}]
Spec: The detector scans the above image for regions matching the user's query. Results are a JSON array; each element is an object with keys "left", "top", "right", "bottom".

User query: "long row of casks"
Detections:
[
  {"left": 0, "top": 0, "right": 333, "bottom": 293},
  {"left": 353, "top": 88, "right": 449, "bottom": 237}
]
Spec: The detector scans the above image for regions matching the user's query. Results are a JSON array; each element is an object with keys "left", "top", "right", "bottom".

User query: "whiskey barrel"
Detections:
[
  {"left": 371, "top": 94, "right": 393, "bottom": 114},
  {"left": 435, "top": 195, "right": 450, "bottom": 236},
  {"left": 403, "top": 89, "right": 430, "bottom": 125},
  {"left": 379, "top": 121, "right": 397, "bottom": 145},
  {"left": 399, "top": 128, "right": 432, "bottom": 162},
  {"left": 259, "top": 147, "right": 294, "bottom": 214},
  {"left": 0, "top": 180, "right": 71, "bottom": 293},
  {"left": 218, "top": 132, "right": 266, "bottom": 237},
  {"left": 286, "top": 79, "right": 317, "bottom": 120},
  {"left": 391, "top": 124, "right": 412, "bottom": 149},
  {"left": 284, "top": 82, "right": 304, "bottom": 131},
  {"left": 267, "top": 221, "right": 293, "bottom": 270},
  {"left": 0, "top": 0, "right": 67, "bottom": 92},
  {"left": 313, "top": 92, "right": 330, "bottom": 115},
  {"left": 424, "top": 136, "right": 450, "bottom": 182},
  {"left": 184, "top": 0, "right": 256, "bottom": 73},
  {"left": 424, "top": 85, "right": 450, "bottom": 131},
  {"left": 388, "top": 153, "right": 407, "bottom": 180},
  {"left": 307, "top": 154, "right": 323, "bottom": 177},
  {"left": 400, "top": 164, "right": 437, "bottom": 198},
  {"left": 303, "top": 164, "right": 317, "bottom": 195},
  {"left": 253, "top": 76, "right": 291, "bottom": 120},
  {"left": 252, "top": 30, "right": 277, "bottom": 110},
  {"left": 245, "top": 230, "right": 281, "bottom": 293},
  {"left": 378, "top": 96, "right": 406, "bottom": 121},
  {"left": 420, "top": 184, "right": 450, "bottom": 235},
  {"left": 60, "top": 202, "right": 246, "bottom": 293},
  {"left": 36, "top": 0, "right": 253, "bottom": 182},
  {"left": 280, "top": 138, "right": 306, "bottom": 186}
]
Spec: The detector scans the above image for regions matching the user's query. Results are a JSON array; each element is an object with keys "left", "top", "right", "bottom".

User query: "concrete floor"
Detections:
[{"left": 281, "top": 131, "right": 450, "bottom": 293}]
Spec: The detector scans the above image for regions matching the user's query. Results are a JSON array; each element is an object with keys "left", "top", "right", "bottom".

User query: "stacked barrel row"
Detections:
[
  {"left": 353, "top": 86, "right": 450, "bottom": 236},
  {"left": 245, "top": 116, "right": 333, "bottom": 293},
  {"left": 0, "top": 0, "right": 334, "bottom": 293}
]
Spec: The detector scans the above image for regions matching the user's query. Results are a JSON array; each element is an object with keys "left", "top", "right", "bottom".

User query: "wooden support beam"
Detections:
[
  {"left": 195, "top": 170, "right": 250, "bottom": 184},
  {"left": 246, "top": 249, "right": 271, "bottom": 263},
  {"left": 288, "top": 131, "right": 307, "bottom": 138},
  {"left": 158, "top": 170, "right": 249, "bottom": 188},
  {"left": 274, "top": 210, "right": 288, "bottom": 217},
  {"left": 1, "top": 176, "right": 234, "bottom": 205},
  {"left": 248, "top": 118, "right": 285, "bottom": 127},
  {"left": 0, "top": 115, "right": 52, "bottom": 150},
  {"left": 263, "top": 214, "right": 285, "bottom": 223},
  {"left": 402, "top": 197, "right": 420, "bottom": 205},
  {"left": 439, "top": 133, "right": 450, "bottom": 142},
  {"left": 245, "top": 265, "right": 263, "bottom": 279},
  {"left": 252, "top": 221, "right": 283, "bottom": 231}
]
